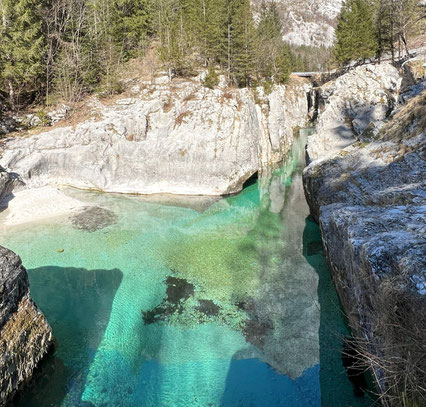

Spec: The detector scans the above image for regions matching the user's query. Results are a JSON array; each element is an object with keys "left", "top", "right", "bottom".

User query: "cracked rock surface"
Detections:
[
  {"left": 0, "top": 246, "right": 53, "bottom": 406},
  {"left": 303, "top": 60, "right": 426, "bottom": 398},
  {"left": 0, "top": 78, "right": 310, "bottom": 196}
]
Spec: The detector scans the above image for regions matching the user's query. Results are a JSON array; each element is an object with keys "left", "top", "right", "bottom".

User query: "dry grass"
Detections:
[
  {"left": 163, "top": 95, "right": 174, "bottom": 113},
  {"left": 118, "top": 42, "right": 161, "bottom": 83},
  {"left": 379, "top": 90, "right": 426, "bottom": 143},
  {"left": 174, "top": 111, "right": 191, "bottom": 127},
  {"left": 350, "top": 275, "right": 426, "bottom": 407},
  {"left": 183, "top": 92, "right": 197, "bottom": 103},
  {"left": 220, "top": 90, "right": 234, "bottom": 104}
]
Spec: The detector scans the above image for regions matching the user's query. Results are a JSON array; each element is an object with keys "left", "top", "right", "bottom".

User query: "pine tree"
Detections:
[
  {"left": 227, "top": 0, "right": 256, "bottom": 86},
  {"left": 374, "top": 0, "right": 423, "bottom": 62},
  {"left": 155, "top": 0, "right": 191, "bottom": 77},
  {"left": 256, "top": 1, "right": 290, "bottom": 84},
  {"left": 110, "top": 0, "right": 154, "bottom": 59},
  {"left": 0, "top": 0, "right": 46, "bottom": 109},
  {"left": 334, "top": 0, "right": 378, "bottom": 65},
  {"left": 195, "top": 0, "right": 227, "bottom": 66}
]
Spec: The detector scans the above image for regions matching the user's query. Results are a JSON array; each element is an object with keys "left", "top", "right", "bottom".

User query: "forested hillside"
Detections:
[
  {"left": 334, "top": 0, "right": 425, "bottom": 65},
  {"left": 0, "top": 0, "right": 424, "bottom": 112},
  {"left": 0, "top": 0, "right": 305, "bottom": 110}
]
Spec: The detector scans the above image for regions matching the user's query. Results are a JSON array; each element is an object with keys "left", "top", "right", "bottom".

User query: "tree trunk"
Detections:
[
  {"left": 401, "top": 33, "right": 409, "bottom": 58},
  {"left": 8, "top": 80, "right": 15, "bottom": 111},
  {"left": 227, "top": 22, "right": 231, "bottom": 81}
]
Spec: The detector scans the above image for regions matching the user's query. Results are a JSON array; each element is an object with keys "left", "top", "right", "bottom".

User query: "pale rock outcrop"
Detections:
[
  {"left": 307, "top": 63, "right": 401, "bottom": 162},
  {"left": 253, "top": 0, "right": 343, "bottom": 47},
  {"left": 0, "top": 246, "right": 53, "bottom": 406},
  {"left": 0, "top": 166, "right": 20, "bottom": 202},
  {"left": 0, "top": 79, "right": 310, "bottom": 196},
  {"left": 303, "top": 59, "right": 426, "bottom": 402}
]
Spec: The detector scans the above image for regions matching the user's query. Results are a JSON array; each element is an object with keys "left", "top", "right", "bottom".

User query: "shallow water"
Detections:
[{"left": 1, "top": 136, "right": 373, "bottom": 407}]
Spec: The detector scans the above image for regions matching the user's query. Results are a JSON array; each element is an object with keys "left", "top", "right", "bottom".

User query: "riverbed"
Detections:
[{"left": 0, "top": 135, "right": 372, "bottom": 407}]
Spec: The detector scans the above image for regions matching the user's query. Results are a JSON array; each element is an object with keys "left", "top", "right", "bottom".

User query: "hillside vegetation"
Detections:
[{"left": 0, "top": 0, "right": 306, "bottom": 110}]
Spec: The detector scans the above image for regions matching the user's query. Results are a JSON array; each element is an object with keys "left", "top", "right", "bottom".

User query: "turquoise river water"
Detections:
[{"left": 1, "top": 135, "right": 373, "bottom": 407}]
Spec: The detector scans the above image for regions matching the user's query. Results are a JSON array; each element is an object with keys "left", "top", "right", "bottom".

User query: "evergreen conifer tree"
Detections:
[
  {"left": 334, "top": 0, "right": 378, "bottom": 65},
  {"left": 0, "top": 0, "right": 46, "bottom": 109},
  {"left": 110, "top": 0, "right": 154, "bottom": 59},
  {"left": 256, "top": 1, "right": 291, "bottom": 84},
  {"left": 227, "top": 0, "right": 256, "bottom": 86}
]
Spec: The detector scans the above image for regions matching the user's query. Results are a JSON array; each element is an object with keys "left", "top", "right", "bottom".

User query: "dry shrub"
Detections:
[
  {"left": 183, "top": 92, "right": 197, "bottom": 102},
  {"left": 118, "top": 43, "right": 161, "bottom": 82},
  {"left": 220, "top": 91, "right": 234, "bottom": 104},
  {"left": 163, "top": 95, "right": 174, "bottom": 113},
  {"left": 379, "top": 91, "right": 426, "bottom": 143},
  {"left": 174, "top": 111, "right": 191, "bottom": 127},
  {"left": 354, "top": 276, "right": 426, "bottom": 407}
]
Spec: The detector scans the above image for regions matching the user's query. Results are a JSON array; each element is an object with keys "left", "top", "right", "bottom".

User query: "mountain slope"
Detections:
[{"left": 253, "top": 0, "right": 343, "bottom": 47}]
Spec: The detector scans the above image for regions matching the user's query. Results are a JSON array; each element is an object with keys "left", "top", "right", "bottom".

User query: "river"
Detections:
[{"left": 1, "top": 134, "right": 372, "bottom": 407}]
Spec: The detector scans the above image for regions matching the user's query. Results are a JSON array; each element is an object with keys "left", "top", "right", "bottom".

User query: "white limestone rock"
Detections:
[
  {"left": 0, "top": 79, "right": 311, "bottom": 196},
  {"left": 307, "top": 63, "right": 401, "bottom": 162},
  {"left": 303, "top": 79, "right": 426, "bottom": 399},
  {"left": 253, "top": 0, "right": 343, "bottom": 48}
]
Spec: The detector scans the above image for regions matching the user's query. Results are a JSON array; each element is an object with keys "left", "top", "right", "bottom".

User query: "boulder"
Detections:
[
  {"left": 0, "top": 246, "right": 53, "bottom": 406},
  {"left": 0, "top": 167, "right": 20, "bottom": 203},
  {"left": 307, "top": 63, "right": 401, "bottom": 162}
]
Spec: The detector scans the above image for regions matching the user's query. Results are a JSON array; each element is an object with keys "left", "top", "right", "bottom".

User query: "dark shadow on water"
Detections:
[
  {"left": 11, "top": 266, "right": 123, "bottom": 407},
  {"left": 303, "top": 216, "right": 373, "bottom": 407},
  {"left": 242, "top": 171, "right": 259, "bottom": 190},
  {"left": 220, "top": 358, "right": 320, "bottom": 407}
]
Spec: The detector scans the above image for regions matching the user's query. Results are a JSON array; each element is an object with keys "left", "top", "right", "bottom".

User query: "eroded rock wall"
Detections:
[
  {"left": 303, "top": 60, "right": 426, "bottom": 403},
  {"left": 306, "top": 63, "right": 401, "bottom": 162},
  {"left": 0, "top": 246, "right": 53, "bottom": 406},
  {"left": 0, "top": 167, "right": 19, "bottom": 203},
  {"left": 0, "top": 78, "right": 310, "bottom": 196}
]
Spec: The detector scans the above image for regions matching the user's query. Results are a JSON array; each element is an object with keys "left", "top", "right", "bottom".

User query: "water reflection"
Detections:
[{"left": 3, "top": 135, "right": 372, "bottom": 406}]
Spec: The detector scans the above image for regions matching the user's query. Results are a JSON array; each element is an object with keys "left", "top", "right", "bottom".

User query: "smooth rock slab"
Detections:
[{"left": 0, "top": 79, "right": 310, "bottom": 196}]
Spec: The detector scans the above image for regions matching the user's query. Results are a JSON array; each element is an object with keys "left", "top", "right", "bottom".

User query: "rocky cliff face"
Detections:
[
  {"left": 253, "top": 0, "right": 343, "bottom": 47},
  {"left": 0, "top": 167, "right": 18, "bottom": 202},
  {"left": 0, "top": 246, "right": 53, "bottom": 406},
  {"left": 303, "top": 60, "right": 426, "bottom": 403},
  {"left": 306, "top": 63, "right": 401, "bottom": 162},
  {"left": 0, "top": 78, "right": 310, "bottom": 196}
]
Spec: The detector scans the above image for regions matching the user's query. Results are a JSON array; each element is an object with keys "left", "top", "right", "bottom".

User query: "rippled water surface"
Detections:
[{"left": 1, "top": 136, "right": 373, "bottom": 406}]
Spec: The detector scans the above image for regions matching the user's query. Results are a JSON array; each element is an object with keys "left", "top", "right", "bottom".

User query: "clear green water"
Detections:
[{"left": 1, "top": 136, "right": 373, "bottom": 407}]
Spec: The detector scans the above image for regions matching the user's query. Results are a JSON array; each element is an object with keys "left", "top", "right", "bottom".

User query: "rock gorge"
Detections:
[
  {"left": 0, "top": 51, "right": 425, "bottom": 405},
  {"left": 303, "top": 56, "right": 426, "bottom": 402}
]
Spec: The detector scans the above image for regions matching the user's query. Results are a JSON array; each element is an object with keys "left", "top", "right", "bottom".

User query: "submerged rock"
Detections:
[
  {"left": 196, "top": 299, "right": 220, "bottom": 317},
  {"left": 142, "top": 275, "right": 196, "bottom": 325},
  {"left": 0, "top": 79, "right": 310, "bottom": 196},
  {"left": 70, "top": 206, "right": 118, "bottom": 232},
  {"left": 165, "top": 276, "right": 195, "bottom": 305},
  {"left": 241, "top": 316, "right": 274, "bottom": 350},
  {"left": 0, "top": 246, "right": 53, "bottom": 406}
]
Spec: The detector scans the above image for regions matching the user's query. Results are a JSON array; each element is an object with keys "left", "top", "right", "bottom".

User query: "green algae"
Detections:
[{"left": 165, "top": 232, "right": 260, "bottom": 303}]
